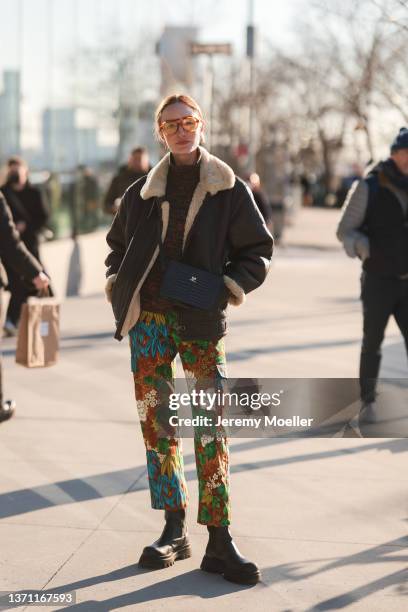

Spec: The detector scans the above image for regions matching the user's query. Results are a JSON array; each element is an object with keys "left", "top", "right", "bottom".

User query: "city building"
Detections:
[
  {"left": 77, "top": 127, "right": 99, "bottom": 166},
  {"left": 0, "top": 70, "right": 21, "bottom": 162},
  {"left": 157, "top": 26, "right": 198, "bottom": 95},
  {"left": 42, "top": 107, "right": 77, "bottom": 171}
]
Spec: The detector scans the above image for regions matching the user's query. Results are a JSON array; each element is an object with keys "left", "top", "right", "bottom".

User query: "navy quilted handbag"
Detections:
[{"left": 160, "top": 260, "right": 224, "bottom": 310}]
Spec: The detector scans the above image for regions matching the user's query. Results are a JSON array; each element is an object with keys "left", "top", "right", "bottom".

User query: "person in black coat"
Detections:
[
  {"left": 0, "top": 192, "right": 49, "bottom": 422},
  {"left": 245, "top": 172, "right": 272, "bottom": 226},
  {"left": 1, "top": 157, "right": 49, "bottom": 335},
  {"left": 103, "top": 147, "right": 151, "bottom": 216}
]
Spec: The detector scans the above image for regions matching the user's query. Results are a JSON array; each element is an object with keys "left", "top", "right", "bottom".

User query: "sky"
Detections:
[{"left": 0, "top": 0, "right": 297, "bottom": 148}]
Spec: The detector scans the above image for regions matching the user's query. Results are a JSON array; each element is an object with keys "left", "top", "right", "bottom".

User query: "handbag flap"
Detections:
[{"left": 160, "top": 261, "right": 223, "bottom": 310}]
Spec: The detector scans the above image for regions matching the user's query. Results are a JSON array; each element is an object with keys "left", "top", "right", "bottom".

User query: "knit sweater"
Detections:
[{"left": 140, "top": 157, "right": 201, "bottom": 312}]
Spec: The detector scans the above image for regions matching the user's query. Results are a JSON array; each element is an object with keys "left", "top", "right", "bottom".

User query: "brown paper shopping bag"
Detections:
[{"left": 16, "top": 296, "right": 60, "bottom": 368}]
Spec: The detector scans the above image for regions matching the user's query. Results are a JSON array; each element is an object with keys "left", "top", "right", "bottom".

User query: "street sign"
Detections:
[{"left": 190, "top": 42, "right": 232, "bottom": 55}]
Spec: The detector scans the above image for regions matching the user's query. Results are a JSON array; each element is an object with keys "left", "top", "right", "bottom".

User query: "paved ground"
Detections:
[{"left": 0, "top": 208, "right": 407, "bottom": 611}]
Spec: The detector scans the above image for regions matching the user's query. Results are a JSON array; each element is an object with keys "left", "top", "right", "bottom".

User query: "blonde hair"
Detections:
[{"left": 154, "top": 94, "right": 205, "bottom": 144}]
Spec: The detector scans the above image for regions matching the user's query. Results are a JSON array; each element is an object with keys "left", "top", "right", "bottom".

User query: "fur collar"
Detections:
[{"left": 140, "top": 146, "right": 235, "bottom": 200}]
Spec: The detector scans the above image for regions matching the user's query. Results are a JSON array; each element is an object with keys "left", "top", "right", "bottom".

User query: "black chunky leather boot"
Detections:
[
  {"left": 200, "top": 526, "right": 261, "bottom": 585},
  {"left": 138, "top": 509, "right": 192, "bottom": 569}
]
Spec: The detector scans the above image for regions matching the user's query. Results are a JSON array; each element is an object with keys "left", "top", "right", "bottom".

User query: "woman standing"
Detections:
[{"left": 105, "top": 94, "right": 273, "bottom": 585}]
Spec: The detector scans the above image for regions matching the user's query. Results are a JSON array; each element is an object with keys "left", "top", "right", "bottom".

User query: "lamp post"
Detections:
[
  {"left": 47, "top": 0, "right": 55, "bottom": 171},
  {"left": 17, "top": 0, "right": 23, "bottom": 155},
  {"left": 247, "top": 0, "right": 256, "bottom": 173}
]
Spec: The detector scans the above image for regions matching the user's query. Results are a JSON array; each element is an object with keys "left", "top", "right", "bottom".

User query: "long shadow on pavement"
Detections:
[
  {"left": 0, "top": 568, "right": 256, "bottom": 612},
  {"left": 1, "top": 336, "right": 361, "bottom": 359},
  {"left": 1, "top": 536, "right": 406, "bottom": 610},
  {"left": 227, "top": 338, "right": 360, "bottom": 362},
  {"left": 0, "top": 438, "right": 407, "bottom": 520},
  {"left": 0, "top": 438, "right": 294, "bottom": 519},
  {"left": 261, "top": 534, "right": 408, "bottom": 611}
]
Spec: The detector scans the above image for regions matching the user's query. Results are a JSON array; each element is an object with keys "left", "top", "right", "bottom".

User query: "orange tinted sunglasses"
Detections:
[{"left": 159, "top": 115, "right": 201, "bottom": 136}]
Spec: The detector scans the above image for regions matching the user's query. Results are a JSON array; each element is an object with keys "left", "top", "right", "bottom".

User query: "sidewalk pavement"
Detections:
[
  {"left": 0, "top": 207, "right": 407, "bottom": 611},
  {"left": 283, "top": 205, "right": 341, "bottom": 251}
]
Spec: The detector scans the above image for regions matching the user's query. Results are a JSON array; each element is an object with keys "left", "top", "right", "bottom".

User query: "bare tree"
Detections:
[
  {"left": 69, "top": 30, "right": 159, "bottom": 164},
  {"left": 215, "top": 0, "right": 408, "bottom": 192},
  {"left": 309, "top": 0, "right": 408, "bottom": 150}
]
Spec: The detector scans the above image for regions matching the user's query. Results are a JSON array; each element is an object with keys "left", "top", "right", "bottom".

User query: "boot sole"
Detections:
[
  {"left": 200, "top": 554, "right": 261, "bottom": 585},
  {"left": 138, "top": 543, "right": 192, "bottom": 569}
]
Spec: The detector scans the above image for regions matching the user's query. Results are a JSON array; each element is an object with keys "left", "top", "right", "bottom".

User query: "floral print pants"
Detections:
[{"left": 129, "top": 310, "right": 231, "bottom": 526}]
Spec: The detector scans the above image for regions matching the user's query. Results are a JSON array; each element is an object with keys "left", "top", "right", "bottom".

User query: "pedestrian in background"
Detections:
[
  {"left": 246, "top": 172, "right": 273, "bottom": 228},
  {"left": 103, "top": 147, "right": 151, "bottom": 216},
  {"left": 337, "top": 127, "right": 408, "bottom": 423},
  {"left": 1, "top": 157, "right": 49, "bottom": 336},
  {"left": 105, "top": 94, "right": 273, "bottom": 584},
  {"left": 69, "top": 165, "right": 100, "bottom": 236},
  {"left": 0, "top": 192, "right": 49, "bottom": 422},
  {"left": 43, "top": 171, "right": 62, "bottom": 238},
  {"left": 300, "top": 173, "right": 314, "bottom": 206}
]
